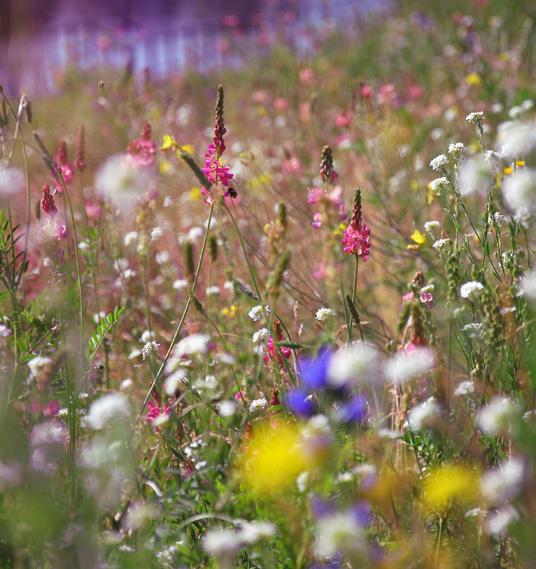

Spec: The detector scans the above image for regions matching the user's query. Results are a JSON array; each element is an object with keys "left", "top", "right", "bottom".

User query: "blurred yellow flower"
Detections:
[
  {"left": 161, "top": 134, "right": 177, "bottom": 151},
  {"left": 333, "top": 223, "right": 346, "bottom": 238},
  {"left": 222, "top": 305, "right": 238, "bottom": 318},
  {"left": 515, "top": 160, "right": 525, "bottom": 167},
  {"left": 159, "top": 160, "right": 173, "bottom": 175},
  {"left": 503, "top": 166, "right": 513, "bottom": 176},
  {"left": 179, "top": 144, "right": 195, "bottom": 156},
  {"left": 237, "top": 420, "right": 307, "bottom": 497},
  {"left": 189, "top": 187, "right": 202, "bottom": 201},
  {"left": 422, "top": 464, "right": 479, "bottom": 513},
  {"left": 465, "top": 73, "right": 481, "bottom": 87},
  {"left": 410, "top": 230, "right": 427, "bottom": 246}
]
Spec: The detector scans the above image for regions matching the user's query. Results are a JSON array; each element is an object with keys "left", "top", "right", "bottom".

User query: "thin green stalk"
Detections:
[{"left": 138, "top": 201, "right": 216, "bottom": 419}]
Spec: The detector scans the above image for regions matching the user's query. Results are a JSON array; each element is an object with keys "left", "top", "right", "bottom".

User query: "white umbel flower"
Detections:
[
  {"left": 466, "top": 111, "right": 485, "bottom": 124},
  {"left": 430, "top": 154, "right": 449, "bottom": 171},
  {"left": 405, "top": 397, "right": 439, "bottom": 430},
  {"left": 328, "top": 342, "right": 383, "bottom": 388},
  {"left": 315, "top": 307, "right": 336, "bottom": 322},
  {"left": 460, "top": 281, "right": 484, "bottom": 299}
]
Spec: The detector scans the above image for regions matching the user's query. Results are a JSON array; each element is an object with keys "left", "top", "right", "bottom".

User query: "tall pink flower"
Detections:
[
  {"left": 341, "top": 189, "right": 371, "bottom": 261},
  {"left": 41, "top": 185, "right": 57, "bottom": 217},
  {"left": 128, "top": 122, "right": 156, "bottom": 167},
  {"left": 201, "top": 85, "right": 236, "bottom": 201},
  {"left": 55, "top": 141, "right": 74, "bottom": 184}
]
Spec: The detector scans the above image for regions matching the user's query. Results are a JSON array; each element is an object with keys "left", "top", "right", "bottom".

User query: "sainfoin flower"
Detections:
[
  {"left": 55, "top": 141, "right": 74, "bottom": 183},
  {"left": 41, "top": 184, "right": 57, "bottom": 217},
  {"left": 341, "top": 189, "right": 371, "bottom": 261},
  {"left": 128, "top": 122, "right": 156, "bottom": 167}
]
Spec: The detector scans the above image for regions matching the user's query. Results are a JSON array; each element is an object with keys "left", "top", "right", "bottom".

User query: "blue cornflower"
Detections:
[
  {"left": 286, "top": 389, "right": 316, "bottom": 418},
  {"left": 299, "top": 346, "right": 332, "bottom": 390}
]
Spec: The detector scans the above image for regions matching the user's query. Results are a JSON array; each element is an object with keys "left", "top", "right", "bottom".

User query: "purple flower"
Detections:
[
  {"left": 286, "top": 389, "right": 316, "bottom": 417},
  {"left": 337, "top": 395, "right": 367, "bottom": 423},
  {"left": 351, "top": 500, "right": 373, "bottom": 527},
  {"left": 299, "top": 347, "right": 332, "bottom": 390}
]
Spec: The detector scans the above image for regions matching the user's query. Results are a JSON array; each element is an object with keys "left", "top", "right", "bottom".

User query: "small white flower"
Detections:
[
  {"left": 164, "top": 369, "right": 188, "bottom": 395},
  {"left": 86, "top": 393, "right": 131, "bottom": 430},
  {"left": 433, "top": 238, "right": 450, "bottom": 251},
  {"left": 315, "top": 307, "right": 336, "bottom": 322},
  {"left": 252, "top": 328, "right": 269, "bottom": 344},
  {"left": 174, "top": 334, "right": 210, "bottom": 358},
  {"left": 461, "top": 323, "right": 483, "bottom": 338},
  {"left": 203, "top": 529, "right": 242, "bottom": 559},
  {"left": 424, "top": 220, "right": 440, "bottom": 233},
  {"left": 430, "top": 154, "right": 449, "bottom": 171},
  {"left": 314, "top": 511, "right": 364, "bottom": 559},
  {"left": 485, "top": 506, "right": 519, "bottom": 536},
  {"left": 249, "top": 398, "right": 268, "bottom": 413},
  {"left": 481, "top": 458, "right": 524, "bottom": 504},
  {"left": 519, "top": 270, "right": 536, "bottom": 301},
  {"left": 124, "top": 231, "right": 138, "bottom": 246},
  {"left": 328, "top": 342, "right": 383, "bottom": 388},
  {"left": 95, "top": 154, "right": 151, "bottom": 211},
  {"left": 217, "top": 400, "right": 238, "bottom": 417},
  {"left": 237, "top": 521, "right": 275, "bottom": 544},
  {"left": 460, "top": 281, "right": 484, "bottom": 299},
  {"left": 248, "top": 305, "right": 271, "bottom": 322},
  {"left": 429, "top": 176, "right": 450, "bottom": 195},
  {"left": 477, "top": 396, "right": 518, "bottom": 436},
  {"left": 173, "top": 279, "right": 189, "bottom": 290},
  {"left": 502, "top": 168, "right": 536, "bottom": 216},
  {"left": 454, "top": 380, "right": 475, "bottom": 397},
  {"left": 187, "top": 227, "right": 204, "bottom": 242},
  {"left": 459, "top": 156, "right": 494, "bottom": 197},
  {"left": 150, "top": 227, "right": 163, "bottom": 241},
  {"left": 405, "top": 397, "right": 439, "bottom": 430},
  {"left": 466, "top": 111, "right": 485, "bottom": 124},
  {"left": 206, "top": 286, "right": 220, "bottom": 296},
  {"left": 27, "top": 356, "right": 52, "bottom": 377},
  {"left": 141, "top": 341, "right": 159, "bottom": 360},
  {"left": 448, "top": 142, "right": 465, "bottom": 157},
  {"left": 384, "top": 347, "right": 435, "bottom": 385},
  {"left": 78, "top": 241, "right": 90, "bottom": 252},
  {"left": 156, "top": 251, "right": 170, "bottom": 264},
  {"left": 497, "top": 121, "right": 536, "bottom": 159}
]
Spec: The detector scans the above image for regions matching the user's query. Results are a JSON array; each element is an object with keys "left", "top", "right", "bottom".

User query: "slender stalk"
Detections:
[{"left": 138, "top": 201, "right": 216, "bottom": 419}]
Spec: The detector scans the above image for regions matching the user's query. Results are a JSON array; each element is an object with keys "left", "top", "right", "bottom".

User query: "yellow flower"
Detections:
[
  {"left": 222, "top": 305, "right": 238, "bottom": 319},
  {"left": 333, "top": 223, "right": 346, "bottom": 238},
  {"left": 503, "top": 166, "right": 513, "bottom": 176},
  {"left": 515, "top": 160, "right": 525, "bottom": 167},
  {"left": 178, "top": 144, "right": 195, "bottom": 156},
  {"left": 465, "top": 73, "right": 481, "bottom": 87},
  {"left": 159, "top": 160, "right": 173, "bottom": 175},
  {"left": 410, "top": 179, "right": 419, "bottom": 193},
  {"left": 237, "top": 420, "right": 308, "bottom": 497},
  {"left": 422, "top": 464, "right": 479, "bottom": 513},
  {"left": 189, "top": 187, "right": 202, "bottom": 201},
  {"left": 161, "top": 134, "right": 177, "bottom": 151},
  {"left": 427, "top": 184, "right": 435, "bottom": 205},
  {"left": 410, "top": 230, "right": 427, "bottom": 246}
]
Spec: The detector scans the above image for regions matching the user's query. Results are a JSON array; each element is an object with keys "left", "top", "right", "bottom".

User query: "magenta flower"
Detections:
[
  {"left": 128, "top": 123, "right": 156, "bottom": 167},
  {"left": 55, "top": 141, "right": 74, "bottom": 184},
  {"left": 147, "top": 399, "right": 171, "bottom": 426},
  {"left": 201, "top": 142, "right": 234, "bottom": 186},
  {"left": 342, "top": 223, "right": 371, "bottom": 261},
  {"left": 41, "top": 185, "right": 57, "bottom": 217}
]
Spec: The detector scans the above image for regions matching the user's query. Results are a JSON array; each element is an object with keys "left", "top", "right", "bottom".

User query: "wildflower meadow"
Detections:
[{"left": 2, "top": 0, "right": 536, "bottom": 567}]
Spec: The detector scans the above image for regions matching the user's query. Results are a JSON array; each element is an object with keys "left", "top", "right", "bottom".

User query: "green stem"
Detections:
[{"left": 138, "top": 201, "right": 216, "bottom": 419}]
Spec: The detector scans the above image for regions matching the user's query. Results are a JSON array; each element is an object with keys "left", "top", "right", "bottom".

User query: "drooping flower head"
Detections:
[{"left": 341, "top": 189, "right": 371, "bottom": 261}]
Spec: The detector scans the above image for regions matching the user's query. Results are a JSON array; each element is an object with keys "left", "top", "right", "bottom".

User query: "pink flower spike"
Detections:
[{"left": 341, "top": 223, "right": 371, "bottom": 261}]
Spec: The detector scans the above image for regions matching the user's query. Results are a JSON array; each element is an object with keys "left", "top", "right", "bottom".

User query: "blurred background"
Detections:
[{"left": 0, "top": 0, "right": 388, "bottom": 94}]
